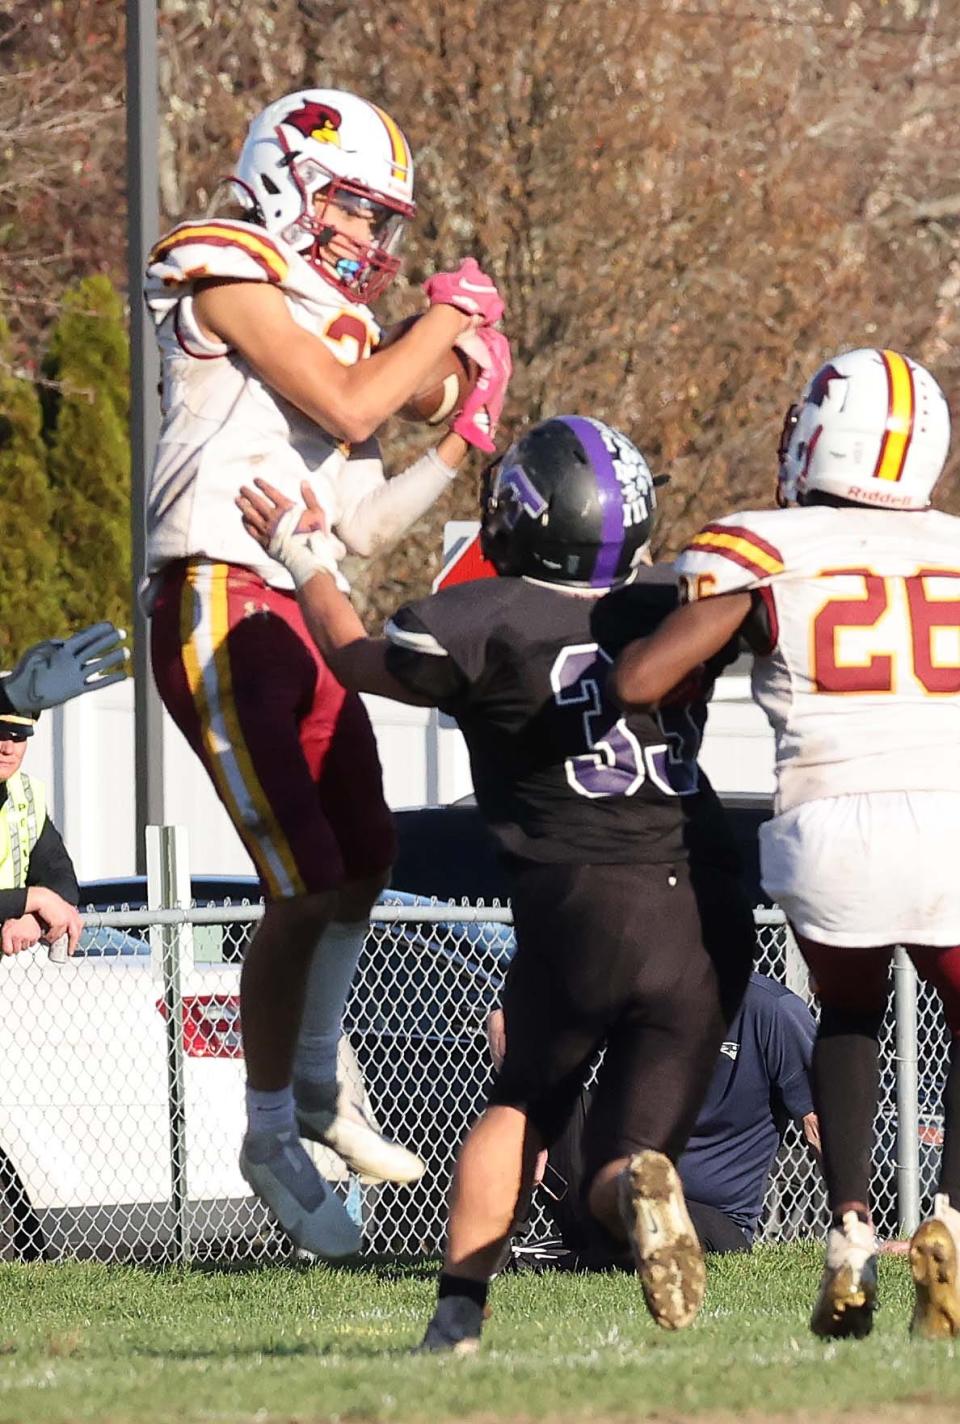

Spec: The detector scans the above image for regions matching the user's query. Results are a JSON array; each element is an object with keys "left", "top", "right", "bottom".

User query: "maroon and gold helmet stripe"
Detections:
[
  {"left": 366, "top": 102, "right": 413, "bottom": 188},
  {"left": 150, "top": 223, "right": 289, "bottom": 284},
  {"left": 874, "top": 349, "right": 915, "bottom": 483},
  {"left": 685, "top": 522, "right": 785, "bottom": 581}
]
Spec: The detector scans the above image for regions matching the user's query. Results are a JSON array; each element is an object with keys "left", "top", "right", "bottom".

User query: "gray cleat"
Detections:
[{"left": 240, "top": 1129, "right": 361, "bottom": 1259}]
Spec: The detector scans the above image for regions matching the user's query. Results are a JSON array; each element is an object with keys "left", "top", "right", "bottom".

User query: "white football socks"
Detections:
[{"left": 293, "top": 920, "right": 368, "bottom": 1087}]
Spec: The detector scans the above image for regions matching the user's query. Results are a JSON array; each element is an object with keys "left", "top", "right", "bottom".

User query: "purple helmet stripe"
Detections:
[{"left": 560, "top": 415, "right": 624, "bottom": 587}]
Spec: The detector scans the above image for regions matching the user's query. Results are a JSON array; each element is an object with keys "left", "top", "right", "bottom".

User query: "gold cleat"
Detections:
[
  {"left": 619, "top": 1149, "right": 706, "bottom": 1330},
  {"left": 910, "top": 1201, "right": 960, "bottom": 1341},
  {"left": 810, "top": 1211, "right": 877, "bottom": 1340}
]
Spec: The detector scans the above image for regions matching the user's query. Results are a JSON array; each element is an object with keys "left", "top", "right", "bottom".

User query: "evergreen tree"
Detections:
[
  {"left": 44, "top": 275, "right": 131, "bottom": 634},
  {"left": 0, "top": 316, "right": 65, "bottom": 663}
]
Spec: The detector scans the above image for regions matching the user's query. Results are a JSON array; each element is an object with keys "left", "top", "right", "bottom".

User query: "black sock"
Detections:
[
  {"left": 437, "top": 1272, "right": 489, "bottom": 1310},
  {"left": 813, "top": 1006, "right": 884, "bottom": 1210}
]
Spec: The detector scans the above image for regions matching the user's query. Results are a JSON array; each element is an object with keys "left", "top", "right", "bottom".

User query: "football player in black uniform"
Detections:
[{"left": 236, "top": 415, "right": 754, "bottom": 1352}]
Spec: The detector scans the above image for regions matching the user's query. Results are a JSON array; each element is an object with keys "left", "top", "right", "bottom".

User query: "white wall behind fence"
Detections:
[{"left": 24, "top": 673, "right": 774, "bottom": 883}]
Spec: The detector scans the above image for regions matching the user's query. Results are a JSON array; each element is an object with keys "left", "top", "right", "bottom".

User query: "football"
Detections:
[{"left": 380, "top": 314, "right": 480, "bottom": 426}]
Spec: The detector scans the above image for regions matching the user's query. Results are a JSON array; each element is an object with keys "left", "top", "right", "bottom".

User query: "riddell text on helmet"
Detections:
[{"left": 847, "top": 486, "right": 922, "bottom": 508}]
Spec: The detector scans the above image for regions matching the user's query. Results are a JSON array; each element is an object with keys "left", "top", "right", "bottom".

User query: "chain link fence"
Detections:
[{"left": 0, "top": 882, "right": 944, "bottom": 1264}]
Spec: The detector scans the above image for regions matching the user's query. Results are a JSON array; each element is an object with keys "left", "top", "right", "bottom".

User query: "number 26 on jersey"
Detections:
[{"left": 812, "top": 567, "right": 960, "bottom": 695}]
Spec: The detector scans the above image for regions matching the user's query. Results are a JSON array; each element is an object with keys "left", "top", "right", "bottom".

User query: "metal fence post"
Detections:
[
  {"left": 894, "top": 946, "right": 921, "bottom": 1237},
  {"left": 146, "top": 824, "right": 193, "bottom": 1265}
]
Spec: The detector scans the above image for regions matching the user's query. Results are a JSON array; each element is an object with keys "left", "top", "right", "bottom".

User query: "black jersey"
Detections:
[{"left": 384, "top": 571, "right": 737, "bottom": 866}]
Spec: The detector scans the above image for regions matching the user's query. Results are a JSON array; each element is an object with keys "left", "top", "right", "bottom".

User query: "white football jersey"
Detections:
[
  {"left": 142, "top": 218, "right": 386, "bottom": 600},
  {"left": 676, "top": 505, "right": 960, "bottom": 813}
]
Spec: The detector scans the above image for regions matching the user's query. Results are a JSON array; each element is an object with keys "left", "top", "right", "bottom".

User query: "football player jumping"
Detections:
[
  {"left": 236, "top": 415, "right": 754, "bottom": 1350},
  {"left": 142, "top": 88, "right": 511, "bottom": 1258},
  {"left": 612, "top": 348, "right": 960, "bottom": 1342}
]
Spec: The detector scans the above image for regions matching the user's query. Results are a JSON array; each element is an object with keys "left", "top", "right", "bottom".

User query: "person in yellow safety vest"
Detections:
[{"left": 0, "top": 711, "right": 82, "bottom": 959}]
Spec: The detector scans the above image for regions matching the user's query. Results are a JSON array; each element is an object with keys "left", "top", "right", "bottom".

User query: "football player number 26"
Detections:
[
  {"left": 550, "top": 645, "right": 697, "bottom": 799},
  {"left": 813, "top": 568, "right": 960, "bottom": 694}
]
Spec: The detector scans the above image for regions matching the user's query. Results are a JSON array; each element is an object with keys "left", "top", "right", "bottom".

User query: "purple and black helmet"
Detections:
[{"left": 480, "top": 415, "right": 659, "bottom": 589}]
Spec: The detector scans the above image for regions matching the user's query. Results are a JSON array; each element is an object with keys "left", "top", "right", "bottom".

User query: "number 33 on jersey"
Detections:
[{"left": 675, "top": 504, "right": 960, "bottom": 813}]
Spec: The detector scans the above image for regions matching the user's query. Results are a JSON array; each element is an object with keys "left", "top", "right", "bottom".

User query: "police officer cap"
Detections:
[{"left": 0, "top": 711, "right": 38, "bottom": 740}]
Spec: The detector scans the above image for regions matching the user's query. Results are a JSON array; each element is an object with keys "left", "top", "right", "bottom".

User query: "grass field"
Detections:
[{"left": 3, "top": 1245, "right": 960, "bottom": 1423}]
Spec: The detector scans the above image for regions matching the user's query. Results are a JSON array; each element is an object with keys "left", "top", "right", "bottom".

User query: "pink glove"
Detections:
[
  {"left": 451, "top": 327, "right": 512, "bottom": 453},
  {"left": 422, "top": 257, "right": 505, "bottom": 325}
]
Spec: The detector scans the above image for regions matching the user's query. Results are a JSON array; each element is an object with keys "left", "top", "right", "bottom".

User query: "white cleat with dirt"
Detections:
[
  {"left": 239, "top": 1129, "right": 361, "bottom": 1259},
  {"left": 618, "top": 1149, "right": 706, "bottom": 1330},
  {"left": 294, "top": 1077, "right": 424, "bottom": 1184},
  {"left": 810, "top": 1211, "right": 878, "bottom": 1339},
  {"left": 910, "top": 1193, "right": 960, "bottom": 1340}
]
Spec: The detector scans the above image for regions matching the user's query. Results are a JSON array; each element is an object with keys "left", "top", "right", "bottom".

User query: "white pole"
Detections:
[
  {"left": 894, "top": 947, "right": 921, "bottom": 1237},
  {"left": 782, "top": 921, "right": 810, "bottom": 1001},
  {"left": 147, "top": 823, "right": 193, "bottom": 1264},
  {"left": 126, "top": 0, "right": 165, "bottom": 869}
]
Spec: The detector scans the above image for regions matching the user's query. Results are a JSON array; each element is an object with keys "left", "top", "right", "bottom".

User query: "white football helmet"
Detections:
[
  {"left": 229, "top": 88, "right": 415, "bottom": 302},
  {"left": 777, "top": 347, "right": 950, "bottom": 510}
]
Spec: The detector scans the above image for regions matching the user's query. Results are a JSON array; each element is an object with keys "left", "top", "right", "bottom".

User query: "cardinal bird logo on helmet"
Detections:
[
  {"left": 284, "top": 100, "right": 342, "bottom": 145},
  {"left": 807, "top": 363, "right": 846, "bottom": 408}
]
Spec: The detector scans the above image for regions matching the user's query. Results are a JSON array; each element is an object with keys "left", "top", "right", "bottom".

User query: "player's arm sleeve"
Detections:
[
  {"left": 26, "top": 819, "right": 80, "bottom": 907},
  {"left": 764, "top": 991, "right": 817, "bottom": 1122},
  {"left": 334, "top": 440, "right": 458, "bottom": 559},
  {"left": 383, "top": 603, "right": 472, "bottom": 710}
]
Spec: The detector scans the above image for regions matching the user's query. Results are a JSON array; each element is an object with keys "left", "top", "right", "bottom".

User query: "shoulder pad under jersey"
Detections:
[
  {"left": 147, "top": 220, "right": 291, "bottom": 291},
  {"left": 675, "top": 509, "right": 787, "bottom": 600}
]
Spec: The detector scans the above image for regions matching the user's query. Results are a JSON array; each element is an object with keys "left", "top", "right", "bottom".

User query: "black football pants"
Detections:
[{"left": 488, "top": 857, "right": 754, "bottom": 1190}]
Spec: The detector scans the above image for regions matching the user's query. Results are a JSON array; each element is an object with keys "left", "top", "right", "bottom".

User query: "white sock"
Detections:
[
  {"left": 245, "top": 1084, "right": 296, "bottom": 1138},
  {"left": 293, "top": 920, "right": 367, "bottom": 1086}
]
